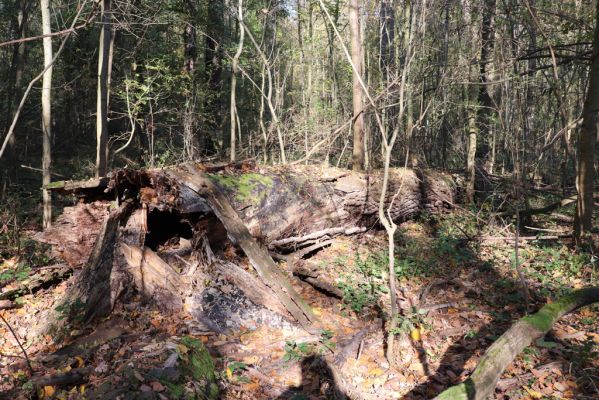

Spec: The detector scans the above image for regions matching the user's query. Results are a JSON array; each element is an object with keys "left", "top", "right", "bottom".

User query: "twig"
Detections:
[
  {"left": 20, "top": 165, "right": 66, "bottom": 178},
  {"left": 0, "top": 314, "right": 33, "bottom": 374}
]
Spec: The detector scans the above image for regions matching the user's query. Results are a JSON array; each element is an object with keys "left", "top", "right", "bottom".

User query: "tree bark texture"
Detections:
[
  {"left": 349, "top": 0, "right": 365, "bottom": 171},
  {"left": 574, "top": 0, "right": 599, "bottom": 240},
  {"left": 39, "top": 162, "right": 456, "bottom": 334}
]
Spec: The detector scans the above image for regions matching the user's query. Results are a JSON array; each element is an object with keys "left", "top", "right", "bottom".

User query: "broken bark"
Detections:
[
  {"left": 46, "top": 164, "right": 455, "bottom": 251},
  {"left": 435, "top": 287, "right": 599, "bottom": 400}
]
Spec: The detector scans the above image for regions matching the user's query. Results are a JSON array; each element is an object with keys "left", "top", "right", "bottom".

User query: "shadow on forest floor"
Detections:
[{"left": 270, "top": 213, "right": 597, "bottom": 400}]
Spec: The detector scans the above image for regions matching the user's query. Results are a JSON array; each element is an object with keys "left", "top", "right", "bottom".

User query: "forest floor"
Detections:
[{"left": 0, "top": 204, "right": 597, "bottom": 399}]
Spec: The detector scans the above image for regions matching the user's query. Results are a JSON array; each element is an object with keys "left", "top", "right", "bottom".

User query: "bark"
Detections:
[
  {"left": 435, "top": 287, "right": 599, "bottom": 400},
  {"left": 349, "top": 0, "right": 364, "bottom": 171},
  {"left": 95, "top": 0, "right": 112, "bottom": 178},
  {"left": 40, "top": 0, "right": 52, "bottom": 230},
  {"left": 574, "top": 0, "right": 599, "bottom": 241}
]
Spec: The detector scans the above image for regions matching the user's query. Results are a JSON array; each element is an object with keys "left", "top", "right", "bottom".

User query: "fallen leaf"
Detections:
[
  {"left": 523, "top": 386, "right": 543, "bottom": 399},
  {"left": 74, "top": 355, "right": 85, "bottom": 367},
  {"left": 43, "top": 385, "right": 55, "bottom": 398},
  {"left": 150, "top": 381, "right": 165, "bottom": 392}
]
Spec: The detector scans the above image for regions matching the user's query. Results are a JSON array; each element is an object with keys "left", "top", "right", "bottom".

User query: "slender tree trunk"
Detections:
[
  {"left": 183, "top": 0, "right": 198, "bottom": 159},
  {"left": 2, "top": 0, "right": 31, "bottom": 183},
  {"left": 230, "top": 0, "right": 245, "bottom": 162},
  {"left": 40, "top": 0, "right": 52, "bottom": 229},
  {"left": 349, "top": 0, "right": 364, "bottom": 171},
  {"left": 574, "top": 0, "right": 599, "bottom": 242},
  {"left": 95, "top": 0, "right": 112, "bottom": 178}
]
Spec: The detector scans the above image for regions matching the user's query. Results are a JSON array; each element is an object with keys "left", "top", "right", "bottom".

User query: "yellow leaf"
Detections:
[
  {"left": 74, "top": 356, "right": 84, "bottom": 368},
  {"left": 43, "top": 385, "right": 55, "bottom": 398},
  {"left": 226, "top": 367, "right": 234, "bottom": 380},
  {"left": 410, "top": 328, "right": 421, "bottom": 341},
  {"left": 79, "top": 385, "right": 85, "bottom": 394},
  {"left": 523, "top": 386, "right": 543, "bottom": 399},
  {"left": 62, "top": 365, "right": 72, "bottom": 373},
  {"left": 177, "top": 344, "right": 189, "bottom": 354},
  {"left": 312, "top": 307, "right": 323, "bottom": 316},
  {"left": 368, "top": 367, "right": 385, "bottom": 377}
]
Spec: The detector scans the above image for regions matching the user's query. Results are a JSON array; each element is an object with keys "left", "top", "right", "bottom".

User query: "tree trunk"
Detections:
[
  {"left": 2, "top": 0, "right": 31, "bottom": 183},
  {"left": 40, "top": 0, "right": 52, "bottom": 230},
  {"left": 95, "top": 0, "right": 112, "bottom": 178},
  {"left": 230, "top": 0, "right": 245, "bottom": 162},
  {"left": 349, "top": 0, "right": 364, "bottom": 171},
  {"left": 574, "top": 0, "right": 599, "bottom": 242},
  {"left": 436, "top": 287, "right": 599, "bottom": 400}
]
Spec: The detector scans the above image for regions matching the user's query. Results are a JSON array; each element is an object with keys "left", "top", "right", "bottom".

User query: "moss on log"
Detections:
[{"left": 435, "top": 287, "right": 599, "bottom": 400}]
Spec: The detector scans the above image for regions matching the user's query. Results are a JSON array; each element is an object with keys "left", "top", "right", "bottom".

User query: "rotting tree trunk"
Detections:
[
  {"left": 435, "top": 287, "right": 599, "bottom": 400},
  {"left": 40, "top": 162, "right": 457, "bottom": 335},
  {"left": 45, "top": 163, "right": 456, "bottom": 253}
]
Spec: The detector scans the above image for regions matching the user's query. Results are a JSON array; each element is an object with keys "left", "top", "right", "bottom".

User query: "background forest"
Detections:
[
  {"left": 0, "top": 0, "right": 597, "bottom": 197},
  {"left": 0, "top": 0, "right": 598, "bottom": 399}
]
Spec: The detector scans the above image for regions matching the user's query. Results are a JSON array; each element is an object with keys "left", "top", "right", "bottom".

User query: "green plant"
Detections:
[
  {"left": 390, "top": 307, "right": 429, "bottom": 335},
  {"left": 283, "top": 340, "right": 311, "bottom": 363},
  {"left": 318, "top": 329, "right": 336, "bottom": 354}
]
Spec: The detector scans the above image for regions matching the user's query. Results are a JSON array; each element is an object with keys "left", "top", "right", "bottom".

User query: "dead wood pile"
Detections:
[{"left": 35, "top": 162, "right": 458, "bottom": 335}]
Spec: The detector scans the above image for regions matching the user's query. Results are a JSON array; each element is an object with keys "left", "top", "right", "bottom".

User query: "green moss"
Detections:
[
  {"left": 179, "top": 336, "right": 219, "bottom": 400},
  {"left": 209, "top": 173, "right": 274, "bottom": 204},
  {"left": 523, "top": 294, "right": 576, "bottom": 332},
  {"left": 44, "top": 181, "right": 66, "bottom": 189},
  {"left": 435, "top": 378, "right": 474, "bottom": 399},
  {"left": 164, "top": 381, "right": 185, "bottom": 398}
]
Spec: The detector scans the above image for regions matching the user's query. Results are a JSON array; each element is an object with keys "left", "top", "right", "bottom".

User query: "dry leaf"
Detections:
[
  {"left": 74, "top": 355, "right": 84, "bottom": 368},
  {"left": 523, "top": 386, "right": 543, "bottom": 399},
  {"left": 150, "top": 381, "right": 165, "bottom": 392},
  {"left": 43, "top": 385, "right": 55, "bottom": 398}
]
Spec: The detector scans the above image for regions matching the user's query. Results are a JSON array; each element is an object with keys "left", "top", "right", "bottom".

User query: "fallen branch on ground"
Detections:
[{"left": 435, "top": 287, "right": 599, "bottom": 400}]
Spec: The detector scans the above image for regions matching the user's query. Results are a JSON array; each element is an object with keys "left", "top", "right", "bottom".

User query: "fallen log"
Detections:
[
  {"left": 31, "top": 367, "right": 91, "bottom": 389},
  {"left": 435, "top": 287, "right": 599, "bottom": 400},
  {"left": 37, "top": 162, "right": 457, "bottom": 336},
  {"left": 46, "top": 163, "right": 456, "bottom": 252},
  {"left": 0, "top": 264, "right": 71, "bottom": 300}
]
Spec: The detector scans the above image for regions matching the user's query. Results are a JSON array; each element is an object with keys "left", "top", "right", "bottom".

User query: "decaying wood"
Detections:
[
  {"left": 212, "top": 261, "right": 291, "bottom": 319},
  {"left": 291, "top": 260, "right": 344, "bottom": 298},
  {"left": 33, "top": 200, "right": 135, "bottom": 338},
  {"left": 0, "top": 263, "right": 71, "bottom": 300},
  {"left": 435, "top": 287, "right": 599, "bottom": 400},
  {"left": 169, "top": 167, "right": 318, "bottom": 331},
  {"left": 36, "top": 202, "right": 111, "bottom": 267},
  {"left": 32, "top": 367, "right": 91, "bottom": 389},
  {"left": 39, "top": 162, "right": 458, "bottom": 335},
  {"left": 120, "top": 243, "right": 188, "bottom": 311},
  {"left": 47, "top": 163, "right": 456, "bottom": 251}
]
